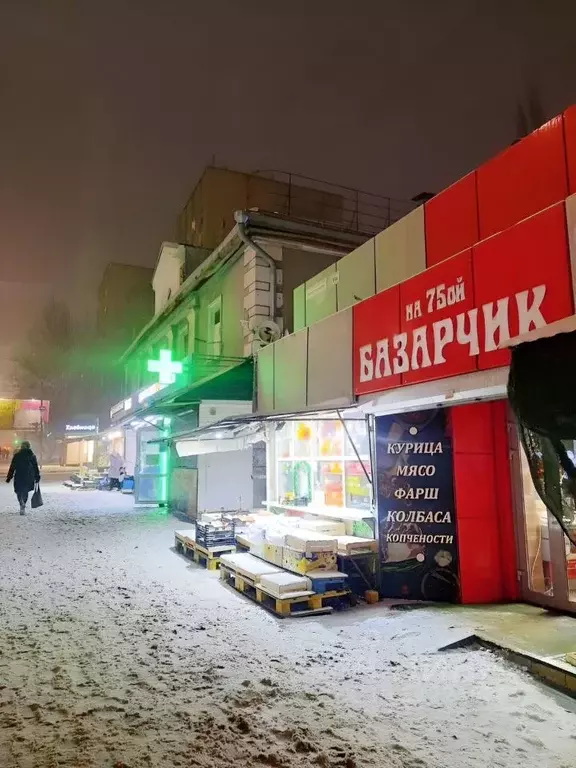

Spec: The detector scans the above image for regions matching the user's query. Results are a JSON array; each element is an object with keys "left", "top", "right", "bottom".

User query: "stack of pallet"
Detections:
[
  {"left": 174, "top": 526, "right": 236, "bottom": 570},
  {"left": 219, "top": 552, "right": 350, "bottom": 617}
]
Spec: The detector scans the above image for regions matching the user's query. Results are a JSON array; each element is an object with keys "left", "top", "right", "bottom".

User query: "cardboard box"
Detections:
[
  {"left": 263, "top": 542, "right": 284, "bottom": 567},
  {"left": 282, "top": 546, "right": 337, "bottom": 575},
  {"left": 284, "top": 529, "right": 337, "bottom": 554},
  {"left": 336, "top": 536, "right": 378, "bottom": 555}
]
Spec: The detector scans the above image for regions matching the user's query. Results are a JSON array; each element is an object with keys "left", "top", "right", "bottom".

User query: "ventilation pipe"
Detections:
[{"left": 234, "top": 210, "right": 278, "bottom": 321}]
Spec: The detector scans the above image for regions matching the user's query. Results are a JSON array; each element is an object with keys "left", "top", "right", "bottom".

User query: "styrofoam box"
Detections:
[
  {"left": 264, "top": 529, "right": 288, "bottom": 547},
  {"left": 259, "top": 571, "right": 311, "bottom": 597},
  {"left": 336, "top": 536, "right": 378, "bottom": 554},
  {"left": 296, "top": 518, "right": 346, "bottom": 537},
  {"left": 219, "top": 552, "right": 282, "bottom": 583},
  {"left": 284, "top": 529, "right": 337, "bottom": 554},
  {"left": 175, "top": 529, "right": 196, "bottom": 541}
]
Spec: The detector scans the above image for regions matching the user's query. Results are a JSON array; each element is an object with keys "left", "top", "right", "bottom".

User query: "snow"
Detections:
[{"left": 0, "top": 482, "right": 575, "bottom": 768}]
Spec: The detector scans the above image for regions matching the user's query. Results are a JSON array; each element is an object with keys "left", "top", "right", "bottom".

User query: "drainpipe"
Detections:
[{"left": 234, "top": 210, "right": 278, "bottom": 321}]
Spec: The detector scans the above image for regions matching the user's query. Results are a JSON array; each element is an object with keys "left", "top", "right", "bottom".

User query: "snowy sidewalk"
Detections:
[{"left": 1, "top": 483, "right": 575, "bottom": 768}]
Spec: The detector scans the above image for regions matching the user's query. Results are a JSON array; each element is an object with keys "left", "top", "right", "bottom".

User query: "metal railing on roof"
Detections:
[{"left": 249, "top": 170, "right": 413, "bottom": 237}]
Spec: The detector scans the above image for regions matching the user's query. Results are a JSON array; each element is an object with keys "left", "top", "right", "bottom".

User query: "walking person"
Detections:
[
  {"left": 108, "top": 450, "right": 124, "bottom": 491},
  {"left": 6, "top": 441, "right": 41, "bottom": 515}
]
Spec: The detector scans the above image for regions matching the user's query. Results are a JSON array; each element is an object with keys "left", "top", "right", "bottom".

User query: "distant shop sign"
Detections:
[
  {"left": 65, "top": 423, "right": 97, "bottom": 434},
  {"left": 110, "top": 383, "right": 166, "bottom": 421}
]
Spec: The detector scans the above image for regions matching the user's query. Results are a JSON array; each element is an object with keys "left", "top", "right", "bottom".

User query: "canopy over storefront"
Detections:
[{"left": 110, "top": 356, "right": 254, "bottom": 429}]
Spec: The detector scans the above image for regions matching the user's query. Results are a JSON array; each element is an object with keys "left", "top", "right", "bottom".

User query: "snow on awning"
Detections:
[
  {"left": 176, "top": 433, "right": 263, "bottom": 457},
  {"left": 171, "top": 413, "right": 267, "bottom": 458},
  {"left": 503, "top": 315, "right": 576, "bottom": 348}
]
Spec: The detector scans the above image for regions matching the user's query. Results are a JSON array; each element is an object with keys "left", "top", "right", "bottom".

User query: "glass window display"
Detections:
[{"left": 275, "top": 419, "right": 371, "bottom": 510}]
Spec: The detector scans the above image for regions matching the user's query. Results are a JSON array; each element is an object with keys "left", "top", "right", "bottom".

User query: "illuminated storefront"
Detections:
[
  {"left": 255, "top": 110, "right": 576, "bottom": 608},
  {"left": 63, "top": 419, "right": 99, "bottom": 466},
  {"left": 267, "top": 413, "right": 374, "bottom": 537},
  {"left": 109, "top": 350, "right": 254, "bottom": 509}
]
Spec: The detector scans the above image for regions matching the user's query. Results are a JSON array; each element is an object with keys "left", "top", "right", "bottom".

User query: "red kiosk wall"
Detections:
[{"left": 450, "top": 402, "right": 518, "bottom": 604}]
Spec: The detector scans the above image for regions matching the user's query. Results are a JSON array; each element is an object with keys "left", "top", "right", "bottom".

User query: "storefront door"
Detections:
[
  {"left": 134, "top": 428, "right": 168, "bottom": 505},
  {"left": 510, "top": 418, "right": 576, "bottom": 614}
]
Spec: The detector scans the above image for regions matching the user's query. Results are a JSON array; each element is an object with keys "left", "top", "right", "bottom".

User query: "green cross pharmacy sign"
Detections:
[{"left": 147, "top": 349, "right": 183, "bottom": 385}]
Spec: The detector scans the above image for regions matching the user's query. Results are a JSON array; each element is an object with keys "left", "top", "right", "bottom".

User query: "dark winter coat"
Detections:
[{"left": 7, "top": 448, "right": 41, "bottom": 494}]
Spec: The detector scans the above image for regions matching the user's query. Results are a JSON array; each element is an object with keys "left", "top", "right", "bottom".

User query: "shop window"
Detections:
[
  {"left": 521, "top": 449, "right": 554, "bottom": 595},
  {"left": 345, "top": 461, "right": 372, "bottom": 509},
  {"left": 208, "top": 297, "right": 222, "bottom": 356},
  {"left": 275, "top": 418, "right": 371, "bottom": 511},
  {"left": 344, "top": 420, "right": 370, "bottom": 457},
  {"left": 276, "top": 422, "right": 293, "bottom": 459},
  {"left": 563, "top": 442, "right": 576, "bottom": 604},
  {"left": 175, "top": 322, "right": 189, "bottom": 360}
]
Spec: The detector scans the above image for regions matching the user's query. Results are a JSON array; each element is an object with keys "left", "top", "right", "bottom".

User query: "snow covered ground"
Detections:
[{"left": 0, "top": 482, "right": 575, "bottom": 768}]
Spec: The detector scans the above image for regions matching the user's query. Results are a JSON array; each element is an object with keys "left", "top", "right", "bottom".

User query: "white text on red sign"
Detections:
[{"left": 359, "top": 284, "right": 546, "bottom": 383}]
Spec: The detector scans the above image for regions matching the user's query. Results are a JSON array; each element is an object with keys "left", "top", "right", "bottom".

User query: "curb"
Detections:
[{"left": 439, "top": 633, "right": 576, "bottom": 699}]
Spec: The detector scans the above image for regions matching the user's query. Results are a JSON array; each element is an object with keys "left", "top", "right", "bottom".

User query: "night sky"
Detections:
[{"left": 1, "top": 0, "right": 576, "bottom": 329}]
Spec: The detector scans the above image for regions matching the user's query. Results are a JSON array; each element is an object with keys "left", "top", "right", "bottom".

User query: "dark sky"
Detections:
[{"left": 1, "top": 0, "right": 576, "bottom": 327}]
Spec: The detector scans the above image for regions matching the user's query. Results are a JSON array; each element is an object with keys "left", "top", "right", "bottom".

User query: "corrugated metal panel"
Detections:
[
  {"left": 424, "top": 172, "right": 479, "bottom": 267},
  {"left": 273, "top": 329, "right": 308, "bottom": 413},
  {"left": 336, "top": 238, "right": 376, "bottom": 310},
  {"left": 256, "top": 344, "right": 275, "bottom": 413},
  {"left": 293, "top": 283, "right": 306, "bottom": 332},
  {"left": 476, "top": 115, "right": 568, "bottom": 239},
  {"left": 305, "top": 264, "right": 337, "bottom": 326},
  {"left": 375, "top": 206, "right": 426, "bottom": 292},
  {"left": 307, "top": 308, "right": 354, "bottom": 408}
]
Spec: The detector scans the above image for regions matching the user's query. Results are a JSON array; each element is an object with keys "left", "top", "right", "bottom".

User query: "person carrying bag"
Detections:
[
  {"left": 31, "top": 482, "right": 43, "bottom": 509},
  {"left": 6, "top": 441, "right": 41, "bottom": 515}
]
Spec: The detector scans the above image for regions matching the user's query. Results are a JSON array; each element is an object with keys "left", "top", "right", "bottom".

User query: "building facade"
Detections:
[
  {"left": 251, "top": 103, "right": 576, "bottom": 612},
  {"left": 107, "top": 166, "right": 402, "bottom": 517}
]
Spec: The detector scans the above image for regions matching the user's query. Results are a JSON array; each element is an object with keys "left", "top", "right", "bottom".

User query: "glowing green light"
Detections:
[
  {"left": 147, "top": 349, "right": 183, "bottom": 385},
  {"left": 159, "top": 418, "right": 171, "bottom": 506}
]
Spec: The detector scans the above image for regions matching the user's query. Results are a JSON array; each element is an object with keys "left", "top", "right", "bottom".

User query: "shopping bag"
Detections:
[{"left": 31, "top": 484, "right": 43, "bottom": 509}]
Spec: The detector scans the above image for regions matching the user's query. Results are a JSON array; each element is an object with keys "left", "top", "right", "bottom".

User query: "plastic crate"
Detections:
[{"left": 195, "top": 521, "right": 235, "bottom": 549}]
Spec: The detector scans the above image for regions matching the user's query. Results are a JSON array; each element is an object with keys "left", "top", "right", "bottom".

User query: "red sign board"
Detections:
[
  {"left": 354, "top": 285, "right": 401, "bottom": 396},
  {"left": 473, "top": 202, "right": 573, "bottom": 371},
  {"left": 353, "top": 202, "right": 574, "bottom": 396},
  {"left": 400, "top": 249, "right": 476, "bottom": 385}
]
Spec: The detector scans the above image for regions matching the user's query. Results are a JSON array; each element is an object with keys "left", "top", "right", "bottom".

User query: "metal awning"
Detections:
[
  {"left": 111, "top": 357, "right": 254, "bottom": 429},
  {"left": 157, "top": 405, "right": 366, "bottom": 457}
]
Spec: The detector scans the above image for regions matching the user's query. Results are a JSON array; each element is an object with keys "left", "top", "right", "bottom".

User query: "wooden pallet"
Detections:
[
  {"left": 219, "top": 564, "right": 351, "bottom": 618},
  {"left": 174, "top": 533, "right": 235, "bottom": 570},
  {"left": 194, "top": 542, "right": 236, "bottom": 570}
]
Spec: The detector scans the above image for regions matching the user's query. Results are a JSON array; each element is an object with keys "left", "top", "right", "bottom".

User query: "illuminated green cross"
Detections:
[{"left": 147, "top": 349, "right": 183, "bottom": 385}]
